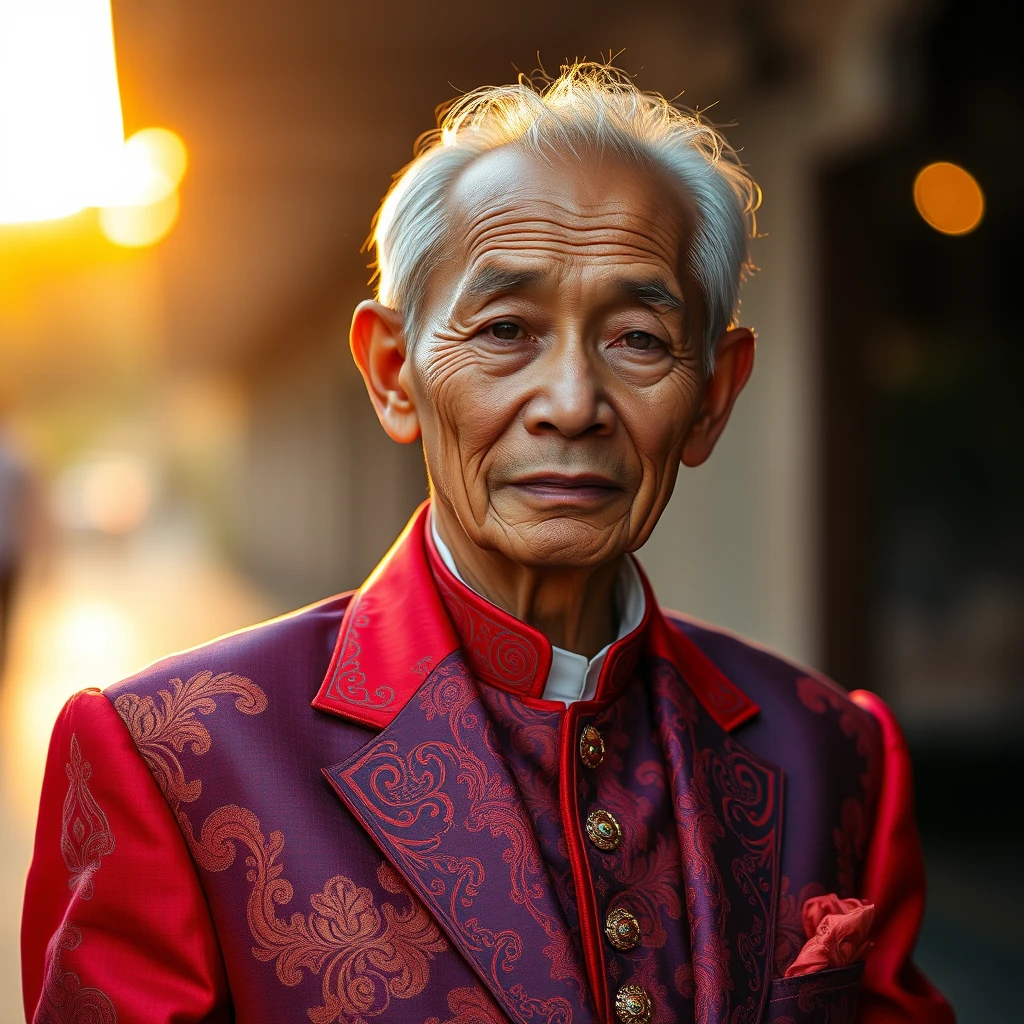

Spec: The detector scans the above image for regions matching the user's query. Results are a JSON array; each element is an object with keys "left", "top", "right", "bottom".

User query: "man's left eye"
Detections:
[{"left": 620, "top": 331, "right": 662, "bottom": 351}]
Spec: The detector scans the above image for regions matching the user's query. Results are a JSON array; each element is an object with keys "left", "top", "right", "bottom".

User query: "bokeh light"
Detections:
[
  {"left": 53, "top": 453, "right": 155, "bottom": 534},
  {"left": 103, "top": 127, "right": 188, "bottom": 207},
  {"left": 913, "top": 161, "right": 985, "bottom": 235},
  {"left": 100, "top": 188, "right": 181, "bottom": 248},
  {"left": 98, "top": 127, "right": 187, "bottom": 246}
]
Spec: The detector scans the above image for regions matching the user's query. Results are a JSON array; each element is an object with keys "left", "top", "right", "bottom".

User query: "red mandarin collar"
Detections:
[
  {"left": 423, "top": 518, "right": 653, "bottom": 705},
  {"left": 312, "top": 501, "right": 759, "bottom": 732}
]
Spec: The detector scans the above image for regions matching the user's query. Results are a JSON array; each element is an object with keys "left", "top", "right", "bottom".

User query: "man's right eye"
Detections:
[{"left": 486, "top": 321, "right": 526, "bottom": 342}]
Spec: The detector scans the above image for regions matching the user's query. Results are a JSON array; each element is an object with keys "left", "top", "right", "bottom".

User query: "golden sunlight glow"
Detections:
[
  {"left": 104, "top": 127, "right": 188, "bottom": 207},
  {"left": 99, "top": 127, "right": 187, "bottom": 246},
  {"left": 914, "top": 162, "right": 985, "bottom": 236},
  {"left": 0, "top": 0, "right": 125, "bottom": 223},
  {"left": 100, "top": 185, "right": 181, "bottom": 248},
  {"left": 0, "top": 3, "right": 187, "bottom": 247}
]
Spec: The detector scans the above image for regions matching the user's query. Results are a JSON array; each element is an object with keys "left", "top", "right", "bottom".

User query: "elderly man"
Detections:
[{"left": 23, "top": 65, "right": 952, "bottom": 1024}]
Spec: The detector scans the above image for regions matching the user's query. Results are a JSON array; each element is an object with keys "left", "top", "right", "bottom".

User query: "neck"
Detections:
[{"left": 432, "top": 501, "right": 621, "bottom": 659}]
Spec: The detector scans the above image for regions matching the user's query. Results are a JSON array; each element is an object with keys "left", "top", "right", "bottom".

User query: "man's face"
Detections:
[{"left": 399, "top": 146, "right": 712, "bottom": 569}]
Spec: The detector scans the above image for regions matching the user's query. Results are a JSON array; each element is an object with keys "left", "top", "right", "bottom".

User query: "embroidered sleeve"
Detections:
[
  {"left": 21, "top": 689, "right": 231, "bottom": 1024},
  {"left": 850, "top": 690, "right": 956, "bottom": 1024}
]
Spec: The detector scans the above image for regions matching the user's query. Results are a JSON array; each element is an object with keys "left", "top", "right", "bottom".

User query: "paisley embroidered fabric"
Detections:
[
  {"left": 21, "top": 689, "right": 232, "bottom": 1023},
  {"left": 37, "top": 733, "right": 117, "bottom": 1022},
  {"left": 479, "top": 684, "right": 697, "bottom": 1022},
  {"left": 22, "top": 501, "right": 955, "bottom": 1024},
  {"left": 117, "top": 669, "right": 452, "bottom": 1023}
]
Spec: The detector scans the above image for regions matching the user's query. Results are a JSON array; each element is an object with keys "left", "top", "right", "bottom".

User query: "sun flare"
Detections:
[{"left": 0, "top": 0, "right": 187, "bottom": 246}]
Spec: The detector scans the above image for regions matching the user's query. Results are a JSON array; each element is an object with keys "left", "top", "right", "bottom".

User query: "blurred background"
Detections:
[{"left": 1, "top": 0, "right": 1020, "bottom": 1020}]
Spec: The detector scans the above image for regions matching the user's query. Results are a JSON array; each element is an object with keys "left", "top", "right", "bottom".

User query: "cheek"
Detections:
[
  {"left": 625, "top": 373, "right": 703, "bottom": 484},
  {"left": 411, "top": 344, "right": 519, "bottom": 487}
]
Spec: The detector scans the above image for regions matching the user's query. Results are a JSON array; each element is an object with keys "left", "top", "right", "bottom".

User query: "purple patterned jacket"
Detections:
[{"left": 23, "top": 502, "right": 953, "bottom": 1024}]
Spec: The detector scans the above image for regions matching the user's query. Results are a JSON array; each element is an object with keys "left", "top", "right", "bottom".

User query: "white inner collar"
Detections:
[{"left": 430, "top": 517, "right": 646, "bottom": 706}]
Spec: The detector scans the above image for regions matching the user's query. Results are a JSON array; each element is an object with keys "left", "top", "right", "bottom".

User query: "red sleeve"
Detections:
[
  {"left": 21, "top": 688, "right": 231, "bottom": 1023},
  {"left": 849, "top": 690, "right": 955, "bottom": 1024}
]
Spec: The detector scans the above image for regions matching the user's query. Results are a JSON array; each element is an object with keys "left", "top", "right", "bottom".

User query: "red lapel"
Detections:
[{"left": 311, "top": 504, "right": 458, "bottom": 729}]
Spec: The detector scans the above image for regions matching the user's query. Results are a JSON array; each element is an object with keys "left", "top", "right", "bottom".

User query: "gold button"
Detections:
[
  {"left": 605, "top": 906, "right": 641, "bottom": 950},
  {"left": 579, "top": 724, "right": 605, "bottom": 768},
  {"left": 614, "top": 984, "right": 652, "bottom": 1024},
  {"left": 585, "top": 809, "right": 622, "bottom": 851}
]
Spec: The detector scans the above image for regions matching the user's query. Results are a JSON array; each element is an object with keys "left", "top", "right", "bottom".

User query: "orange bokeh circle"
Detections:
[{"left": 913, "top": 162, "right": 985, "bottom": 236}]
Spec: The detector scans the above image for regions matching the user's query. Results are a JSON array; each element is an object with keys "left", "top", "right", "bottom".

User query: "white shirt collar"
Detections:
[{"left": 430, "top": 518, "right": 646, "bottom": 706}]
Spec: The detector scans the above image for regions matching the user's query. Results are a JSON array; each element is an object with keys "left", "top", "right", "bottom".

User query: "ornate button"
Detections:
[
  {"left": 579, "top": 724, "right": 605, "bottom": 769},
  {"left": 585, "top": 809, "right": 622, "bottom": 851},
  {"left": 605, "top": 906, "right": 641, "bottom": 950},
  {"left": 614, "top": 984, "right": 653, "bottom": 1024}
]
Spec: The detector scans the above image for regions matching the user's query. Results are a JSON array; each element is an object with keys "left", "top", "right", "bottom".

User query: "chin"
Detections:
[{"left": 496, "top": 518, "right": 626, "bottom": 570}]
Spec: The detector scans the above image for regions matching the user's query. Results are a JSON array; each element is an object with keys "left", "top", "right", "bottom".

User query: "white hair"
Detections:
[{"left": 370, "top": 62, "right": 760, "bottom": 374}]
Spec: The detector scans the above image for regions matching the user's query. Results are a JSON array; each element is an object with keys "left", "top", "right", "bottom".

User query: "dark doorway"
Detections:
[{"left": 817, "top": 0, "right": 1023, "bottom": 1016}]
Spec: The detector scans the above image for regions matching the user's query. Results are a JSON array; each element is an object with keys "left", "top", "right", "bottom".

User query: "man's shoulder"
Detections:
[
  {"left": 660, "top": 610, "right": 879, "bottom": 739},
  {"left": 103, "top": 591, "right": 354, "bottom": 705}
]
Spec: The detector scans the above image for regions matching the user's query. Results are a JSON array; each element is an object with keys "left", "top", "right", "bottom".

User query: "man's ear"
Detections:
[
  {"left": 681, "top": 326, "right": 755, "bottom": 468},
  {"left": 350, "top": 300, "right": 421, "bottom": 444}
]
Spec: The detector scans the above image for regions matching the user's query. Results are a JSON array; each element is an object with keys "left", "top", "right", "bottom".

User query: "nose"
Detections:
[{"left": 523, "top": 339, "right": 616, "bottom": 438}]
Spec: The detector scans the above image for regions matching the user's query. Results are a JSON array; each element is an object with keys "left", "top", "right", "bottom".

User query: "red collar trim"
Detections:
[
  {"left": 423, "top": 523, "right": 551, "bottom": 699},
  {"left": 647, "top": 609, "right": 761, "bottom": 732},
  {"left": 312, "top": 500, "right": 759, "bottom": 731},
  {"left": 311, "top": 503, "right": 458, "bottom": 729},
  {"left": 424, "top": 517, "right": 658, "bottom": 705}
]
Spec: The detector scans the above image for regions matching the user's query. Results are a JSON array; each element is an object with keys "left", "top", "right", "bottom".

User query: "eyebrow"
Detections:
[
  {"left": 462, "top": 266, "right": 545, "bottom": 303},
  {"left": 616, "top": 278, "right": 685, "bottom": 313},
  {"left": 459, "top": 266, "right": 685, "bottom": 314}
]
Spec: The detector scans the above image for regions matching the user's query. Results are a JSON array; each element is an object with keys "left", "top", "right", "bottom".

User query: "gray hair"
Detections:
[{"left": 370, "top": 63, "right": 760, "bottom": 374}]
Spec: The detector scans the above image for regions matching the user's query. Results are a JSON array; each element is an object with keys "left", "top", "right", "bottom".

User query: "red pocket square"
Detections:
[{"left": 784, "top": 894, "right": 876, "bottom": 978}]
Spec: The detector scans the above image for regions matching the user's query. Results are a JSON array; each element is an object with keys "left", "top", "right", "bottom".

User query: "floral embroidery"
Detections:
[
  {"left": 591, "top": 700, "right": 685, "bottom": 955},
  {"left": 765, "top": 962, "right": 864, "bottom": 1023},
  {"left": 189, "top": 802, "right": 446, "bottom": 1023},
  {"left": 113, "top": 670, "right": 266, "bottom": 814},
  {"left": 653, "top": 660, "right": 781, "bottom": 1024},
  {"left": 115, "top": 667, "right": 450, "bottom": 1020},
  {"left": 330, "top": 655, "right": 585, "bottom": 1022},
  {"left": 423, "top": 986, "right": 506, "bottom": 1024},
  {"left": 38, "top": 923, "right": 117, "bottom": 1024},
  {"left": 39, "top": 733, "right": 117, "bottom": 1023},
  {"left": 795, "top": 676, "right": 881, "bottom": 896},
  {"left": 715, "top": 735, "right": 780, "bottom": 1024},
  {"left": 774, "top": 878, "right": 827, "bottom": 977},
  {"left": 655, "top": 681, "right": 730, "bottom": 1024},
  {"left": 323, "top": 604, "right": 398, "bottom": 710},
  {"left": 60, "top": 735, "right": 115, "bottom": 899},
  {"left": 610, "top": 833, "right": 683, "bottom": 951}
]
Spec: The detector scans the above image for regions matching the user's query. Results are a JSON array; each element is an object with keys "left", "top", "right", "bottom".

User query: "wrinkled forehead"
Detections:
[{"left": 444, "top": 145, "right": 695, "bottom": 288}]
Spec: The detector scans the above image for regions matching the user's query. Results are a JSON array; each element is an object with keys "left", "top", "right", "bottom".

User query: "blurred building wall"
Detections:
[{"left": 237, "top": 298, "right": 426, "bottom": 605}]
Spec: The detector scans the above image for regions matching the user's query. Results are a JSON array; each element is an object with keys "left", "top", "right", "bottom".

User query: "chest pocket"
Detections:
[{"left": 763, "top": 962, "right": 864, "bottom": 1023}]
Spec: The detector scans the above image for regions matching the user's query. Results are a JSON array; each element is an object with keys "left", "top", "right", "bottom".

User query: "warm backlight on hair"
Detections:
[
  {"left": 913, "top": 162, "right": 985, "bottom": 236},
  {"left": 0, "top": 0, "right": 125, "bottom": 223}
]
